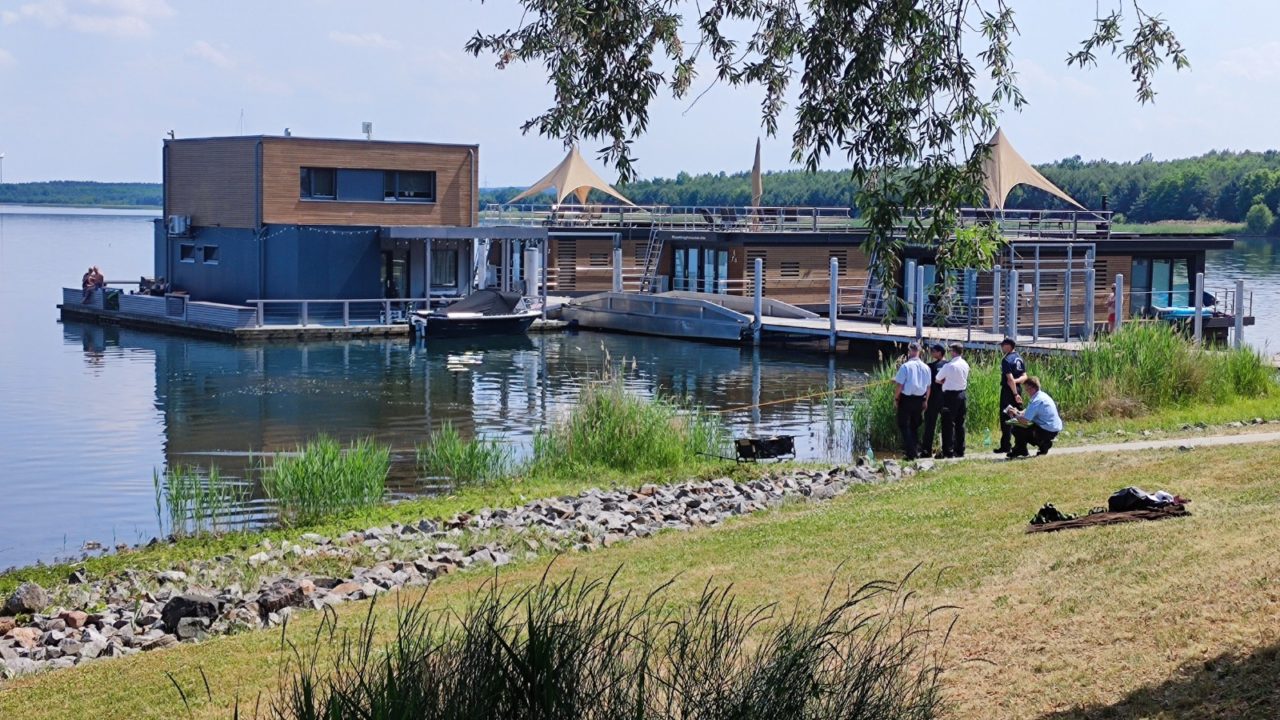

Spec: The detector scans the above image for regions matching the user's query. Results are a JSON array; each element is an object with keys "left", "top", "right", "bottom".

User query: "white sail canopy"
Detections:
[
  {"left": 981, "top": 129, "right": 1083, "bottom": 210},
  {"left": 750, "top": 138, "right": 763, "bottom": 207},
  {"left": 508, "top": 146, "right": 634, "bottom": 206}
]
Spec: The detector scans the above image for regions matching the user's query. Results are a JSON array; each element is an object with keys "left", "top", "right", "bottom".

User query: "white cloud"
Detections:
[
  {"left": 328, "top": 31, "right": 401, "bottom": 51},
  {"left": 0, "top": 47, "right": 13, "bottom": 68},
  {"left": 1, "top": 0, "right": 173, "bottom": 37},
  {"left": 1217, "top": 41, "right": 1280, "bottom": 81},
  {"left": 187, "top": 40, "right": 234, "bottom": 69}
]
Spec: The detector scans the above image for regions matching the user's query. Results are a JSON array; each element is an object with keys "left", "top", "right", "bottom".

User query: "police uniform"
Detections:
[
  {"left": 920, "top": 356, "right": 945, "bottom": 457},
  {"left": 997, "top": 350, "right": 1026, "bottom": 452}
]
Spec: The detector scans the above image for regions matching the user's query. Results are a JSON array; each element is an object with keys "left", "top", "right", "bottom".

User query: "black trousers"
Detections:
[
  {"left": 920, "top": 399, "right": 943, "bottom": 457},
  {"left": 1011, "top": 423, "right": 1059, "bottom": 455},
  {"left": 896, "top": 395, "right": 926, "bottom": 460},
  {"left": 998, "top": 390, "right": 1022, "bottom": 450},
  {"left": 940, "top": 390, "right": 967, "bottom": 458}
]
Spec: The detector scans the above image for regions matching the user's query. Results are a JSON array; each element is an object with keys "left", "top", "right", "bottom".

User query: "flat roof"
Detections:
[{"left": 163, "top": 134, "right": 479, "bottom": 150}]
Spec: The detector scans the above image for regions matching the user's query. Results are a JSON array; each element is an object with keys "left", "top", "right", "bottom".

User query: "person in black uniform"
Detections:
[
  {"left": 994, "top": 338, "right": 1027, "bottom": 454},
  {"left": 920, "top": 344, "right": 946, "bottom": 458}
]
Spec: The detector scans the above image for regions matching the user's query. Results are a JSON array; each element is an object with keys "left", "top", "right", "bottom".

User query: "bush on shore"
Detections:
[
  {"left": 864, "top": 323, "right": 1276, "bottom": 450},
  {"left": 268, "top": 571, "right": 949, "bottom": 720},
  {"left": 261, "top": 436, "right": 389, "bottom": 526}
]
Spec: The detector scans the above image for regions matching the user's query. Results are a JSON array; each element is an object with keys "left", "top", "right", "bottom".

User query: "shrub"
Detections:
[
  {"left": 417, "top": 422, "right": 511, "bottom": 486},
  {"left": 261, "top": 436, "right": 389, "bottom": 526},
  {"left": 1245, "top": 202, "right": 1273, "bottom": 235},
  {"left": 268, "top": 571, "right": 951, "bottom": 720}
]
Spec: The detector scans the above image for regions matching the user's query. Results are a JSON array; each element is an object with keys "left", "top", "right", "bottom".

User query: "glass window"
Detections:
[
  {"left": 1151, "top": 259, "right": 1171, "bottom": 308},
  {"left": 1171, "top": 258, "right": 1191, "bottom": 307},
  {"left": 300, "top": 167, "right": 335, "bottom": 199},
  {"left": 179, "top": 243, "right": 196, "bottom": 263},
  {"left": 1131, "top": 258, "right": 1152, "bottom": 313},
  {"left": 394, "top": 171, "right": 435, "bottom": 202},
  {"left": 202, "top": 245, "right": 219, "bottom": 264},
  {"left": 430, "top": 248, "right": 458, "bottom": 288}
]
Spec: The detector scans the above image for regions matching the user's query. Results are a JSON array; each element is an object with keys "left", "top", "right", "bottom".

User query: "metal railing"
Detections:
[{"left": 245, "top": 298, "right": 436, "bottom": 328}]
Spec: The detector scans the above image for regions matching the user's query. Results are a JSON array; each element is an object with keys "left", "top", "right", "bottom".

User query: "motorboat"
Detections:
[{"left": 411, "top": 289, "right": 540, "bottom": 338}]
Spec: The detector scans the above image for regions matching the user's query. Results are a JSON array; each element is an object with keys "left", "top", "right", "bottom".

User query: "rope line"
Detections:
[{"left": 709, "top": 377, "right": 895, "bottom": 415}]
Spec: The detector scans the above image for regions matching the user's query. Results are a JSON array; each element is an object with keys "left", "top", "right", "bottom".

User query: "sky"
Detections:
[{"left": 1, "top": 0, "right": 1278, "bottom": 185}]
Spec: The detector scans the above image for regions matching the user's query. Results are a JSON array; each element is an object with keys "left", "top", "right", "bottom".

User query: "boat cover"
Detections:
[{"left": 443, "top": 289, "right": 523, "bottom": 317}]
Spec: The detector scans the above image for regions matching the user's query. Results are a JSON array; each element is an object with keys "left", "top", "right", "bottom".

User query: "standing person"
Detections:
[
  {"left": 920, "top": 343, "right": 946, "bottom": 458},
  {"left": 936, "top": 343, "right": 971, "bottom": 458},
  {"left": 892, "top": 342, "right": 932, "bottom": 461},
  {"left": 81, "top": 266, "right": 97, "bottom": 303},
  {"left": 1106, "top": 290, "right": 1116, "bottom": 333},
  {"left": 1004, "top": 376, "right": 1063, "bottom": 457},
  {"left": 994, "top": 338, "right": 1026, "bottom": 455}
]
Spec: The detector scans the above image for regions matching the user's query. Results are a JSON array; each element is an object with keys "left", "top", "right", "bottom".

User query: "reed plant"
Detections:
[
  {"left": 529, "top": 372, "right": 726, "bottom": 476},
  {"left": 152, "top": 464, "right": 246, "bottom": 538},
  {"left": 416, "top": 422, "right": 512, "bottom": 486},
  {"left": 267, "top": 571, "right": 950, "bottom": 720},
  {"left": 864, "top": 323, "right": 1276, "bottom": 451},
  {"left": 260, "top": 436, "right": 389, "bottom": 526}
]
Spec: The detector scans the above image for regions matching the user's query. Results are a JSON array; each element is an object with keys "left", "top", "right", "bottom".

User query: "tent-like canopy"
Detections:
[
  {"left": 981, "top": 128, "right": 1083, "bottom": 210},
  {"left": 508, "top": 146, "right": 634, "bottom": 206}
]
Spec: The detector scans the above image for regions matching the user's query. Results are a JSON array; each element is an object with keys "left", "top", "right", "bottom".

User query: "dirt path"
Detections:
[{"left": 962, "top": 429, "right": 1280, "bottom": 462}]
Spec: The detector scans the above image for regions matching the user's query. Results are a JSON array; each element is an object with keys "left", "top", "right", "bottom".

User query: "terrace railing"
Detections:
[{"left": 245, "top": 298, "right": 435, "bottom": 328}]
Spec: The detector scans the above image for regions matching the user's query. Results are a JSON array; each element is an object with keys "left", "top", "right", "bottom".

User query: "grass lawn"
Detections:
[
  {"left": 5, "top": 442, "right": 1280, "bottom": 719},
  {"left": 1111, "top": 220, "right": 1245, "bottom": 236}
]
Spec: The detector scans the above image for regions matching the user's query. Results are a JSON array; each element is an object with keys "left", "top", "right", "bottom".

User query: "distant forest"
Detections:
[
  {"left": 482, "top": 149, "right": 1280, "bottom": 228},
  {"left": 0, "top": 181, "right": 161, "bottom": 208}
]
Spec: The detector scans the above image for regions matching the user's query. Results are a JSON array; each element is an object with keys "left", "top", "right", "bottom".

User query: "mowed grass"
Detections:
[{"left": 5, "top": 443, "right": 1280, "bottom": 718}]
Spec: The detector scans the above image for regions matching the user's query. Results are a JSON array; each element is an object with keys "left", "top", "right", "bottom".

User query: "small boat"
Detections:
[{"left": 411, "top": 289, "right": 540, "bottom": 338}]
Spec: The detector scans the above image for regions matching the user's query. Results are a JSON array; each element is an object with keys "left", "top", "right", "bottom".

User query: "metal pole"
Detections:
[
  {"left": 541, "top": 238, "right": 549, "bottom": 320},
  {"left": 829, "top": 257, "right": 839, "bottom": 350},
  {"left": 424, "top": 238, "right": 432, "bottom": 308},
  {"left": 1064, "top": 245, "right": 1073, "bottom": 340},
  {"left": 904, "top": 259, "right": 916, "bottom": 324},
  {"left": 301, "top": 301, "right": 308, "bottom": 327},
  {"left": 1033, "top": 247, "right": 1041, "bottom": 341},
  {"left": 612, "top": 246, "right": 624, "bottom": 292},
  {"left": 1084, "top": 268, "right": 1095, "bottom": 340},
  {"left": 1193, "top": 271, "right": 1204, "bottom": 345},
  {"left": 342, "top": 301, "right": 349, "bottom": 327},
  {"left": 992, "top": 265, "right": 1002, "bottom": 334},
  {"left": 1008, "top": 269, "right": 1019, "bottom": 339},
  {"left": 256, "top": 301, "right": 264, "bottom": 327},
  {"left": 1115, "top": 275, "right": 1125, "bottom": 331},
  {"left": 915, "top": 264, "right": 925, "bottom": 342},
  {"left": 753, "top": 257, "right": 763, "bottom": 346},
  {"left": 1234, "top": 279, "right": 1245, "bottom": 349}
]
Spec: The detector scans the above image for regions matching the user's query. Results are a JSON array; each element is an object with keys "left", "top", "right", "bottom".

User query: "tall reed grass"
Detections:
[
  {"left": 260, "top": 436, "right": 389, "bottom": 526},
  {"left": 267, "top": 571, "right": 950, "bottom": 720},
  {"left": 417, "top": 422, "right": 511, "bottom": 486},
  {"left": 529, "top": 373, "right": 726, "bottom": 477},
  {"left": 864, "top": 323, "right": 1277, "bottom": 450},
  {"left": 152, "top": 465, "right": 246, "bottom": 538}
]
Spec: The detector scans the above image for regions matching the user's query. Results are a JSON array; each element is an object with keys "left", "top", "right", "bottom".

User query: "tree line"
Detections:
[
  {"left": 0, "top": 181, "right": 162, "bottom": 208},
  {"left": 483, "top": 148, "right": 1280, "bottom": 232}
]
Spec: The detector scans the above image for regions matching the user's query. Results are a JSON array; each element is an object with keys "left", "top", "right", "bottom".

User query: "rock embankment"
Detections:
[{"left": 0, "top": 460, "right": 926, "bottom": 680}]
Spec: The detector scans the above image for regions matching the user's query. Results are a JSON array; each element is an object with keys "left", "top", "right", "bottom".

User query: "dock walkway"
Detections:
[{"left": 759, "top": 316, "right": 1087, "bottom": 354}]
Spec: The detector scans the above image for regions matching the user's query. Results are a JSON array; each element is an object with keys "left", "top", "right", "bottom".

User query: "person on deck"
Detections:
[
  {"left": 1004, "top": 376, "right": 1063, "bottom": 458},
  {"left": 994, "top": 338, "right": 1027, "bottom": 455},
  {"left": 920, "top": 343, "right": 947, "bottom": 458},
  {"left": 81, "top": 266, "right": 97, "bottom": 303},
  {"left": 935, "top": 342, "right": 970, "bottom": 458},
  {"left": 893, "top": 342, "right": 931, "bottom": 461}
]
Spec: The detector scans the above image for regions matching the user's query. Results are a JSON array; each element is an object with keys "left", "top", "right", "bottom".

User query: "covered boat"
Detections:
[{"left": 412, "top": 289, "right": 540, "bottom": 338}]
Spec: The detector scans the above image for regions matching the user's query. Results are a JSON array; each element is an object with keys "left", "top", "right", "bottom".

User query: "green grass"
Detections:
[
  {"left": 416, "top": 422, "right": 512, "bottom": 486},
  {"left": 261, "top": 436, "right": 390, "bottom": 527},
  {"left": 1112, "top": 219, "right": 1245, "bottom": 236},
  {"left": 7, "top": 443, "right": 1280, "bottom": 719},
  {"left": 863, "top": 323, "right": 1277, "bottom": 450},
  {"left": 152, "top": 465, "right": 247, "bottom": 539}
]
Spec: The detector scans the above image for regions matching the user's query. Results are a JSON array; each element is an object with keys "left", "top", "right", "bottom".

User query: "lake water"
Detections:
[{"left": 0, "top": 207, "right": 876, "bottom": 568}]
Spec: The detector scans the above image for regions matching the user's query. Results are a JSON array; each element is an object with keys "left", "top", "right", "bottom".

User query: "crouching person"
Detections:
[{"left": 1003, "top": 376, "right": 1063, "bottom": 458}]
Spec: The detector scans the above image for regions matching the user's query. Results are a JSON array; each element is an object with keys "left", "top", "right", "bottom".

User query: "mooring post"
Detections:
[
  {"left": 753, "top": 257, "right": 763, "bottom": 346},
  {"left": 1114, "top": 274, "right": 1125, "bottom": 331},
  {"left": 1234, "top": 279, "right": 1245, "bottom": 349},
  {"left": 904, "top": 259, "right": 917, "bottom": 324},
  {"left": 915, "top": 264, "right": 925, "bottom": 342},
  {"left": 256, "top": 301, "right": 264, "bottom": 327},
  {"left": 301, "top": 300, "right": 309, "bottom": 328},
  {"left": 829, "top": 256, "right": 839, "bottom": 350},
  {"left": 1193, "top": 271, "right": 1205, "bottom": 345},
  {"left": 612, "top": 246, "right": 624, "bottom": 293},
  {"left": 1008, "top": 269, "right": 1019, "bottom": 340},
  {"left": 992, "top": 265, "right": 1002, "bottom": 334},
  {"left": 1083, "top": 268, "right": 1096, "bottom": 340}
]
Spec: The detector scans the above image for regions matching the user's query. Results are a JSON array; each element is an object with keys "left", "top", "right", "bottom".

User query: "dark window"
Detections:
[
  {"left": 385, "top": 171, "right": 436, "bottom": 202},
  {"left": 430, "top": 248, "right": 459, "bottom": 288},
  {"left": 202, "top": 245, "right": 219, "bottom": 264},
  {"left": 300, "top": 167, "right": 336, "bottom": 199},
  {"left": 336, "top": 169, "right": 384, "bottom": 201},
  {"left": 179, "top": 243, "right": 196, "bottom": 263}
]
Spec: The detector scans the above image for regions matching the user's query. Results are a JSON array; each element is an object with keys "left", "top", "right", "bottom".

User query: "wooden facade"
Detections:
[{"left": 164, "top": 137, "right": 260, "bottom": 229}]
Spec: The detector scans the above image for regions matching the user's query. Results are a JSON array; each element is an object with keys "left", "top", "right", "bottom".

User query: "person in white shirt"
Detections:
[
  {"left": 892, "top": 342, "right": 932, "bottom": 460},
  {"left": 934, "top": 342, "right": 970, "bottom": 458}
]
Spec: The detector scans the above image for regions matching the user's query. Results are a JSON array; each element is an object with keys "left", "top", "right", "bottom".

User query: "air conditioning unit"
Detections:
[{"left": 167, "top": 215, "right": 190, "bottom": 236}]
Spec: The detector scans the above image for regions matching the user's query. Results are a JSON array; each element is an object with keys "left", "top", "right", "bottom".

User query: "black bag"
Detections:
[{"left": 1107, "top": 487, "right": 1163, "bottom": 513}]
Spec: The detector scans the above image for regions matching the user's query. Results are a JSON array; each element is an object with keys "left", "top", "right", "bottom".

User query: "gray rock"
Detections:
[
  {"left": 1, "top": 657, "right": 41, "bottom": 678},
  {"left": 156, "top": 570, "right": 188, "bottom": 584},
  {"left": 141, "top": 633, "right": 178, "bottom": 652},
  {"left": 258, "top": 579, "right": 310, "bottom": 614},
  {"left": 174, "top": 617, "right": 208, "bottom": 641},
  {"left": 4, "top": 582, "right": 50, "bottom": 615},
  {"left": 247, "top": 551, "right": 272, "bottom": 566},
  {"left": 160, "top": 593, "right": 221, "bottom": 631}
]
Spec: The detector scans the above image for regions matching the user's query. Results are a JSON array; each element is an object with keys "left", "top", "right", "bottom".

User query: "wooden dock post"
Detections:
[
  {"left": 1234, "top": 279, "right": 1245, "bottom": 349},
  {"left": 914, "top": 264, "right": 925, "bottom": 342},
  {"left": 1114, "top": 274, "right": 1124, "bottom": 331},
  {"left": 828, "top": 257, "right": 839, "bottom": 350},
  {"left": 1193, "top": 271, "right": 1205, "bottom": 345},
  {"left": 612, "top": 247, "right": 624, "bottom": 293},
  {"left": 753, "top": 257, "right": 763, "bottom": 346}
]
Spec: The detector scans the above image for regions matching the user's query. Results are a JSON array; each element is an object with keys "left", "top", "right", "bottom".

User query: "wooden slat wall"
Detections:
[
  {"left": 741, "top": 245, "right": 870, "bottom": 304},
  {"left": 165, "top": 138, "right": 259, "bottom": 229},
  {"left": 261, "top": 138, "right": 477, "bottom": 227},
  {"left": 548, "top": 238, "right": 668, "bottom": 292}
]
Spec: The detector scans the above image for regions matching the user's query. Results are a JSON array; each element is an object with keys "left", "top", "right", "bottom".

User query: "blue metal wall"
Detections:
[{"left": 164, "top": 226, "right": 261, "bottom": 305}]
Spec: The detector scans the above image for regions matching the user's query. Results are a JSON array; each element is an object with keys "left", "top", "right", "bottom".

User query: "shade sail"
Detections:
[
  {"left": 508, "top": 146, "right": 634, "bottom": 206},
  {"left": 981, "top": 129, "right": 1083, "bottom": 210},
  {"left": 751, "top": 138, "right": 763, "bottom": 207}
]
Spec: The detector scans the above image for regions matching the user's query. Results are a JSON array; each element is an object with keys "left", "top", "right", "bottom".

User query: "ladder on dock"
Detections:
[
  {"left": 857, "top": 251, "right": 888, "bottom": 318},
  {"left": 638, "top": 225, "right": 664, "bottom": 293}
]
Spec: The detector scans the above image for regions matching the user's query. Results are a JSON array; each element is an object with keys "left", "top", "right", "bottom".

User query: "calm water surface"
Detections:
[{"left": 0, "top": 207, "right": 875, "bottom": 568}]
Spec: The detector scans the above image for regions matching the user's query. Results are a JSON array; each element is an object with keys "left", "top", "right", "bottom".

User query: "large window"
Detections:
[
  {"left": 430, "top": 248, "right": 458, "bottom": 288},
  {"left": 301, "top": 167, "right": 436, "bottom": 202}
]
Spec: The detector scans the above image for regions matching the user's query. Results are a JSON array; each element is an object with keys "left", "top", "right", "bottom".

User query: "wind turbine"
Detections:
[{"left": 0, "top": 153, "right": 5, "bottom": 184}]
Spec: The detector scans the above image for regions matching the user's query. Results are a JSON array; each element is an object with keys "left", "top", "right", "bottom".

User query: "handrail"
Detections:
[{"left": 245, "top": 297, "right": 438, "bottom": 328}]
